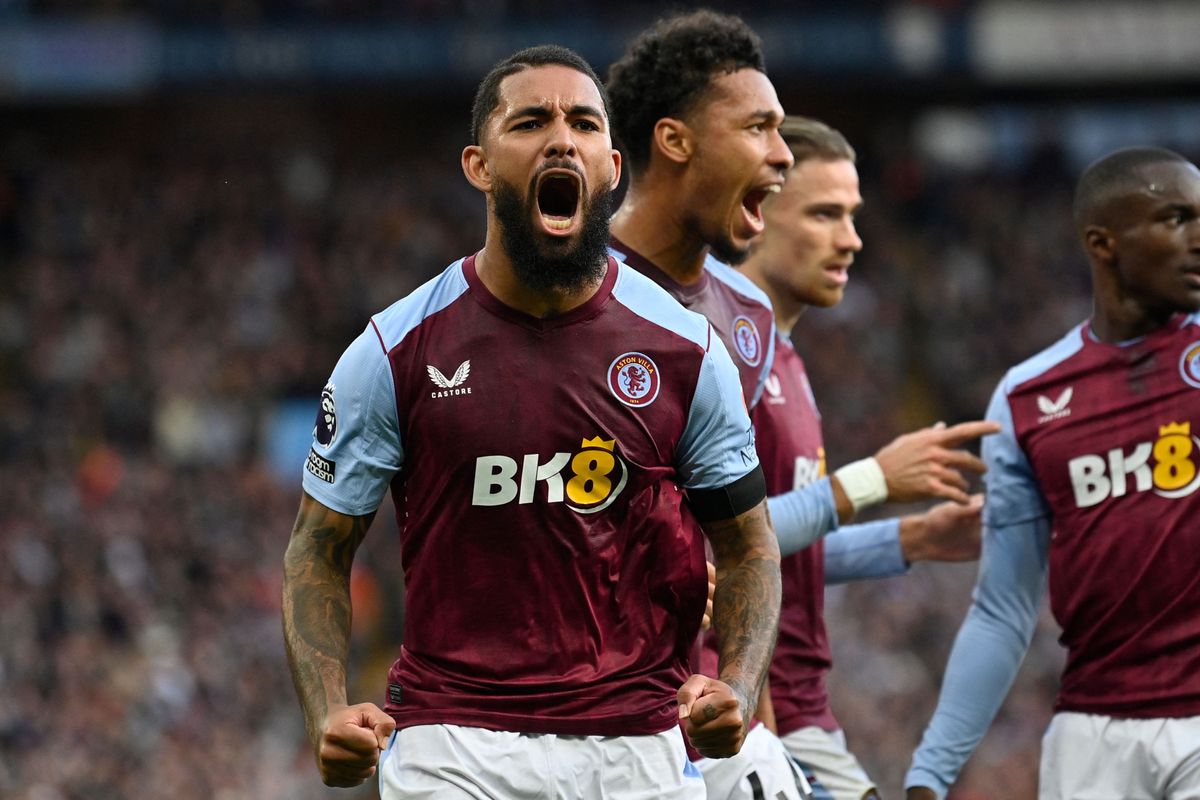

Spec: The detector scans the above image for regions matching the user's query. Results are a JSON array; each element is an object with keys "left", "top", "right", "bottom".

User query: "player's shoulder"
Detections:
[
  {"left": 611, "top": 261, "right": 713, "bottom": 351},
  {"left": 702, "top": 253, "right": 774, "bottom": 314},
  {"left": 999, "top": 321, "right": 1088, "bottom": 398},
  {"left": 370, "top": 258, "right": 470, "bottom": 352}
]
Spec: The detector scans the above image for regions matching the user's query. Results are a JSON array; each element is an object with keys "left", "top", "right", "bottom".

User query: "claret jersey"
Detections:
[
  {"left": 301, "top": 254, "right": 763, "bottom": 737},
  {"left": 997, "top": 311, "right": 1200, "bottom": 717},
  {"left": 753, "top": 335, "right": 838, "bottom": 735},
  {"left": 609, "top": 238, "right": 777, "bottom": 408}
]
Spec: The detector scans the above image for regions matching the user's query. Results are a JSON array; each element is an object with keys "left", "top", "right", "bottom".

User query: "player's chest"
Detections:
[
  {"left": 396, "top": 328, "right": 694, "bottom": 460},
  {"left": 1018, "top": 341, "right": 1200, "bottom": 513},
  {"left": 754, "top": 357, "right": 825, "bottom": 490},
  {"left": 704, "top": 302, "right": 772, "bottom": 401}
]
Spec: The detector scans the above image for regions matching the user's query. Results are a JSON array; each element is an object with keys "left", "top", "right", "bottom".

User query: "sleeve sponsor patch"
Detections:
[{"left": 306, "top": 447, "right": 336, "bottom": 483}]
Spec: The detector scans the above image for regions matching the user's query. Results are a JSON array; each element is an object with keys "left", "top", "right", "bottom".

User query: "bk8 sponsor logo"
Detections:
[
  {"left": 1068, "top": 421, "right": 1200, "bottom": 507},
  {"left": 792, "top": 447, "right": 826, "bottom": 491},
  {"left": 472, "top": 436, "right": 629, "bottom": 514}
]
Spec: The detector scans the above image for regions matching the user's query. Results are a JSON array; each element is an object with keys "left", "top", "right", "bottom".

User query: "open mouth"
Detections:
[
  {"left": 824, "top": 262, "right": 851, "bottom": 286},
  {"left": 536, "top": 171, "right": 581, "bottom": 233},
  {"left": 741, "top": 184, "right": 780, "bottom": 230}
]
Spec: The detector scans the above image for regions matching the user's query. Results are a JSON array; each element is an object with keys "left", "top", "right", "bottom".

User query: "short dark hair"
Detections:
[
  {"left": 607, "top": 9, "right": 766, "bottom": 172},
  {"left": 780, "top": 116, "right": 856, "bottom": 165},
  {"left": 1074, "top": 146, "right": 1190, "bottom": 231},
  {"left": 470, "top": 44, "right": 611, "bottom": 146}
]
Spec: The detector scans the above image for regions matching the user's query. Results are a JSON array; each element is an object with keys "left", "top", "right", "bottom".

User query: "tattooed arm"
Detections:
[
  {"left": 282, "top": 492, "right": 395, "bottom": 787},
  {"left": 679, "top": 498, "right": 782, "bottom": 758}
]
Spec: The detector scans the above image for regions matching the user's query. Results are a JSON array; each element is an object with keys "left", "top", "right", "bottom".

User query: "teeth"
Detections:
[
  {"left": 764, "top": 185, "right": 781, "bottom": 194},
  {"left": 544, "top": 216, "right": 573, "bottom": 231}
]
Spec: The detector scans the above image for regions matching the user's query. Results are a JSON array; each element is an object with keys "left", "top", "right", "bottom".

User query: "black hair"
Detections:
[
  {"left": 1073, "top": 146, "right": 1191, "bottom": 231},
  {"left": 470, "top": 44, "right": 610, "bottom": 146},
  {"left": 606, "top": 9, "right": 765, "bottom": 172}
]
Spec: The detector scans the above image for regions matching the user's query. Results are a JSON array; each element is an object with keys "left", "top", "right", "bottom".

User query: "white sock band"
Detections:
[{"left": 833, "top": 457, "right": 888, "bottom": 513}]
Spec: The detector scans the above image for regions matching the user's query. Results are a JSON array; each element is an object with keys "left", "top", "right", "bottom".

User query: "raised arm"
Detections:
[
  {"left": 766, "top": 422, "right": 998, "bottom": 557},
  {"left": 283, "top": 493, "right": 394, "bottom": 786}
]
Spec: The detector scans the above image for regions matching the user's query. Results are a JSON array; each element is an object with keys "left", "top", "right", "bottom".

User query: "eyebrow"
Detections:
[
  {"left": 746, "top": 109, "right": 784, "bottom": 125},
  {"left": 505, "top": 104, "right": 605, "bottom": 124}
]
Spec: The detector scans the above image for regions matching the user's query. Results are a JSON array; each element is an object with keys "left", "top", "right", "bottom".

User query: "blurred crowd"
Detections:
[
  {"left": 16, "top": 0, "right": 930, "bottom": 24},
  {"left": 0, "top": 97, "right": 1137, "bottom": 799}
]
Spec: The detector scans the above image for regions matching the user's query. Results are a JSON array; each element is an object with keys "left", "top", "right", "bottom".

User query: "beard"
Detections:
[
  {"left": 708, "top": 234, "right": 752, "bottom": 267},
  {"left": 493, "top": 169, "right": 614, "bottom": 294},
  {"left": 682, "top": 209, "right": 752, "bottom": 267}
]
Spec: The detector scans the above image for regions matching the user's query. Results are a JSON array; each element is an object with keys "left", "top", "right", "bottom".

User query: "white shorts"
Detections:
[
  {"left": 780, "top": 727, "right": 876, "bottom": 800},
  {"left": 1040, "top": 711, "right": 1200, "bottom": 800},
  {"left": 697, "top": 723, "right": 813, "bottom": 800},
  {"left": 379, "top": 723, "right": 706, "bottom": 799}
]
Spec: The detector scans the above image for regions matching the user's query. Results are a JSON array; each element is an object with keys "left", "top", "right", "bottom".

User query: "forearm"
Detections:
[
  {"left": 906, "top": 517, "right": 1048, "bottom": 796},
  {"left": 823, "top": 518, "right": 905, "bottom": 584},
  {"left": 707, "top": 501, "right": 782, "bottom": 710},
  {"left": 765, "top": 477, "right": 839, "bottom": 557},
  {"left": 281, "top": 493, "right": 373, "bottom": 749}
]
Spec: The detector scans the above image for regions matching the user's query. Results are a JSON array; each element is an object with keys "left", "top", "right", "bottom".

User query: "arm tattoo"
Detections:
[
  {"left": 702, "top": 500, "right": 782, "bottom": 716},
  {"left": 281, "top": 493, "right": 375, "bottom": 749}
]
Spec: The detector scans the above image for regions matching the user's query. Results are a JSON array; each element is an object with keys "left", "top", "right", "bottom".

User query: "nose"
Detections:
[
  {"left": 767, "top": 128, "right": 794, "bottom": 173},
  {"left": 837, "top": 217, "right": 863, "bottom": 253},
  {"left": 543, "top": 117, "right": 577, "bottom": 160}
]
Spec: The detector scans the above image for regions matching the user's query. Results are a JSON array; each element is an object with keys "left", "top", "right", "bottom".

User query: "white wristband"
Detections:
[{"left": 833, "top": 457, "right": 888, "bottom": 513}]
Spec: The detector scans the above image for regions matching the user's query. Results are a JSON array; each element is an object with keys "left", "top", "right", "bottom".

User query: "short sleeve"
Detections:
[
  {"left": 676, "top": 329, "right": 759, "bottom": 491},
  {"left": 301, "top": 324, "right": 404, "bottom": 516}
]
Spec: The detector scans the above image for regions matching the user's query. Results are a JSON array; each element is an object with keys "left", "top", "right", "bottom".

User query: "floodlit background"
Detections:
[{"left": 2, "top": 2, "right": 1197, "bottom": 798}]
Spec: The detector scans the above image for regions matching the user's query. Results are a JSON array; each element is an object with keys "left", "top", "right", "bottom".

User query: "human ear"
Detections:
[
  {"left": 1083, "top": 225, "right": 1115, "bottom": 264},
  {"left": 462, "top": 145, "right": 492, "bottom": 192},
  {"left": 653, "top": 118, "right": 693, "bottom": 165}
]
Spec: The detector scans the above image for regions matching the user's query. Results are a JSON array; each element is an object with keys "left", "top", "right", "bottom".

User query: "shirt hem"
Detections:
[{"left": 386, "top": 708, "right": 680, "bottom": 737}]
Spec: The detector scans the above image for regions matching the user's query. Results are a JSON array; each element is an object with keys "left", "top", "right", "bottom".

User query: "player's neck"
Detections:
[
  {"left": 741, "top": 259, "right": 806, "bottom": 334},
  {"left": 1091, "top": 297, "right": 1176, "bottom": 344},
  {"left": 474, "top": 244, "right": 605, "bottom": 319},
  {"left": 775, "top": 304, "right": 808, "bottom": 338},
  {"left": 611, "top": 185, "right": 708, "bottom": 285}
]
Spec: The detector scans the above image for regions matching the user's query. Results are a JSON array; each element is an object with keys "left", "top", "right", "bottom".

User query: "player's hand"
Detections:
[
  {"left": 874, "top": 420, "right": 1000, "bottom": 504},
  {"left": 677, "top": 674, "right": 749, "bottom": 758},
  {"left": 906, "top": 787, "right": 939, "bottom": 800},
  {"left": 700, "top": 561, "right": 716, "bottom": 631},
  {"left": 899, "top": 494, "right": 983, "bottom": 563},
  {"left": 315, "top": 702, "right": 395, "bottom": 787}
]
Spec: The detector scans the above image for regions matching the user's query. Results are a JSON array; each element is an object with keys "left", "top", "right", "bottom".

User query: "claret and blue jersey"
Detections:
[
  {"left": 908, "top": 311, "right": 1200, "bottom": 795},
  {"left": 998, "top": 310, "right": 1200, "bottom": 717},
  {"left": 301, "top": 254, "right": 760, "bottom": 739}
]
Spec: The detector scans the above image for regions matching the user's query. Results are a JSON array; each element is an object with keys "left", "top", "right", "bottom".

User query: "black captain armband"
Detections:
[{"left": 687, "top": 465, "right": 767, "bottom": 523}]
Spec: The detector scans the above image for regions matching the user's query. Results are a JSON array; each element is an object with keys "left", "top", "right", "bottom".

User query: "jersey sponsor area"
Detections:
[
  {"left": 471, "top": 436, "right": 629, "bottom": 513},
  {"left": 1067, "top": 420, "right": 1200, "bottom": 507}
]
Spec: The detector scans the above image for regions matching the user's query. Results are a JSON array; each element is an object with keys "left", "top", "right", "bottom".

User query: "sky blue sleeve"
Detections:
[
  {"left": 823, "top": 518, "right": 906, "bottom": 583},
  {"left": 905, "top": 380, "right": 1052, "bottom": 798},
  {"left": 676, "top": 329, "right": 760, "bottom": 491},
  {"left": 300, "top": 324, "right": 404, "bottom": 516},
  {"left": 767, "top": 477, "right": 838, "bottom": 557}
]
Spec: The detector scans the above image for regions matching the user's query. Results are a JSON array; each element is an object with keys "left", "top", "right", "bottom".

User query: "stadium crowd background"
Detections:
[{"left": 2, "top": 1, "right": 1198, "bottom": 798}]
